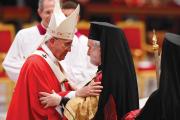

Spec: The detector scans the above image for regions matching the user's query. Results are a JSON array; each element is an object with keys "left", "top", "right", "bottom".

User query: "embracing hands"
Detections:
[
  {"left": 75, "top": 81, "right": 103, "bottom": 97},
  {"left": 39, "top": 90, "right": 61, "bottom": 108}
]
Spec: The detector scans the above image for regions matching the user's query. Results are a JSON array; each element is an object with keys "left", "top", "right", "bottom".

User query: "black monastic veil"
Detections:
[{"left": 89, "top": 22, "right": 139, "bottom": 120}]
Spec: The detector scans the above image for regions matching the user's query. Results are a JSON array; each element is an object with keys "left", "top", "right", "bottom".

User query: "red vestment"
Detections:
[{"left": 6, "top": 51, "right": 72, "bottom": 120}]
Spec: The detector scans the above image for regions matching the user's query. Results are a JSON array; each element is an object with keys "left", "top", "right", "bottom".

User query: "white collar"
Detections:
[{"left": 41, "top": 44, "right": 59, "bottom": 65}]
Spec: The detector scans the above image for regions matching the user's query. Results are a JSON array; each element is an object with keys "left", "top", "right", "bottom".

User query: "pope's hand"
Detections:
[{"left": 39, "top": 90, "right": 61, "bottom": 108}]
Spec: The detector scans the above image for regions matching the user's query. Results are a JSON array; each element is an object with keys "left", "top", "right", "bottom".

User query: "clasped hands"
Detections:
[{"left": 39, "top": 81, "right": 103, "bottom": 108}]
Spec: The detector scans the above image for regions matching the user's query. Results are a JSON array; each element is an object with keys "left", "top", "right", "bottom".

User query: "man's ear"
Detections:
[{"left": 37, "top": 8, "right": 42, "bottom": 18}]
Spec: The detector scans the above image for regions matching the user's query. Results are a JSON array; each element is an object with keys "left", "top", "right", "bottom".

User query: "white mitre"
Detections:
[{"left": 44, "top": 0, "right": 80, "bottom": 41}]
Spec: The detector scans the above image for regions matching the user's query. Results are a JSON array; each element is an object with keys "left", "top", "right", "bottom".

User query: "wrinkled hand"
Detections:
[
  {"left": 39, "top": 90, "right": 61, "bottom": 108},
  {"left": 76, "top": 81, "right": 103, "bottom": 97}
]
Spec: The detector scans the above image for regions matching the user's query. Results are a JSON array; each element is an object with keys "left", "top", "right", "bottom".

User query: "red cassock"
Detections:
[
  {"left": 122, "top": 109, "right": 141, "bottom": 120},
  {"left": 6, "top": 52, "right": 72, "bottom": 120}
]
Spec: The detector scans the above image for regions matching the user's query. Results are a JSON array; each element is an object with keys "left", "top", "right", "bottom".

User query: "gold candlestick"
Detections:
[{"left": 152, "top": 29, "right": 160, "bottom": 87}]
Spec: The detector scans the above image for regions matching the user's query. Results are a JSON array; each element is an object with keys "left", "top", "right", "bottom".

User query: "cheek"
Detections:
[
  {"left": 90, "top": 54, "right": 99, "bottom": 65},
  {"left": 94, "top": 52, "right": 101, "bottom": 61},
  {"left": 45, "top": 15, "right": 51, "bottom": 21},
  {"left": 55, "top": 43, "right": 62, "bottom": 54},
  {"left": 42, "top": 11, "right": 47, "bottom": 17},
  {"left": 91, "top": 52, "right": 97, "bottom": 60},
  {"left": 43, "top": 12, "right": 51, "bottom": 19},
  {"left": 41, "top": 14, "right": 49, "bottom": 23},
  {"left": 98, "top": 51, "right": 101, "bottom": 59},
  {"left": 59, "top": 44, "right": 68, "bottom": 55},
  {"left": 98, "top": 55, "right": 101, "bottom": 63}
]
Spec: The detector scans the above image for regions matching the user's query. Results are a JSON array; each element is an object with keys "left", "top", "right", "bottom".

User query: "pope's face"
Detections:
[
  {"left": 87, "top": 39, "right": 101, "bottom": 66},
  {"left": 50, "top": 38, "right": 72, "bottom": 61}
]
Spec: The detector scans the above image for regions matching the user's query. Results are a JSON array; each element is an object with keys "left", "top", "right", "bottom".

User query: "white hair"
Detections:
[
  {"left": 38, "top": 0, "right": 54, "bottom": 11},
  {"left": 93, "top": 41, "right": 100, "bottom": 49},
  {"left": 38, "top": 0, "right": 44, "bottom": 10}
]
